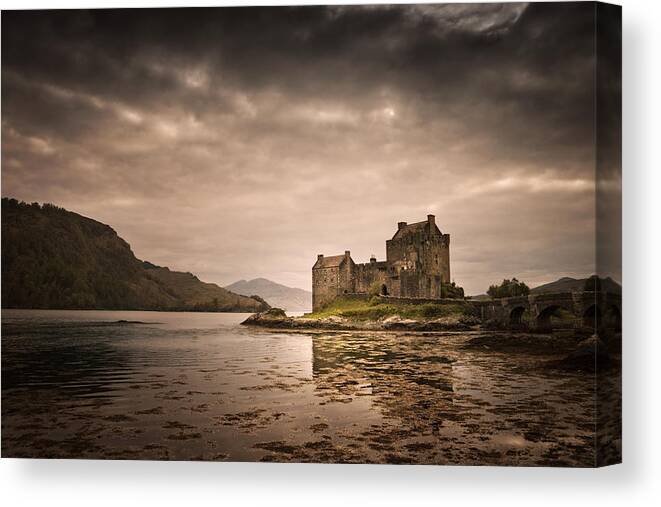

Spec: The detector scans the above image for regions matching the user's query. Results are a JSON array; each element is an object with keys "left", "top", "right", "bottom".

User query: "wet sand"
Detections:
[{"left": 1, "top": 310, "right": 620, "bottom": 465}]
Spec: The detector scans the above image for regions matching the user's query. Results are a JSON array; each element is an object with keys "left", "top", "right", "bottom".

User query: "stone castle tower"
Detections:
[{"left": 312, "top": 215, "right": 451, "bottom": 311}]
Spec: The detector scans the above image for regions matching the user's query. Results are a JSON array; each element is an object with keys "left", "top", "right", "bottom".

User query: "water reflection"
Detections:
[
  {"left": 1, "top": 310, "right": 612, "bottom": 465},
  {"left": 309, "top": 332, "right": 598, "bottom": 465}
]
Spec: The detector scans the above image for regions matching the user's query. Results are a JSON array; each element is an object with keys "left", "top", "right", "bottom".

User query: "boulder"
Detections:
[{"left": 241, "top": 309, "right": 290, "bottom": 327}]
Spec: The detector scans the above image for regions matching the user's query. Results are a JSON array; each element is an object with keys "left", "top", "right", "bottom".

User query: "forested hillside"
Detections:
[{"left": 1, "top": 198, "right": 269, "bottom": 312}]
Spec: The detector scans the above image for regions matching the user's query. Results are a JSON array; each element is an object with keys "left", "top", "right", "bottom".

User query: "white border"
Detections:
[{"left": 1, "top": 1, "right": 660, "bottom": 506}]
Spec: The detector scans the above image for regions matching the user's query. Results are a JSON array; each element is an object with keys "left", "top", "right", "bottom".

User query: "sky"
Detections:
[{"left": 1, "top": 3, "right": 621, "bottom": 295}]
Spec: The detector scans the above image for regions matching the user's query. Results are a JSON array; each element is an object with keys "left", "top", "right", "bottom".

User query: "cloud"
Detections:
[{"left": 1, "top": 4, "right": 620, "bottom": 295}]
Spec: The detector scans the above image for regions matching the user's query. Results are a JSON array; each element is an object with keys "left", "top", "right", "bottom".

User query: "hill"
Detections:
[
  {"left": 470, "top": 276, "right": 622, "bottom": 299},
  {"left": 225, "top": 278, "right": 312, "bottom": 311},
  {"left": 1, "top": 198, "right": 270, "bottom": 313},
  {"left": 529, "top": 276, "right": 621, "bottom": 295}
]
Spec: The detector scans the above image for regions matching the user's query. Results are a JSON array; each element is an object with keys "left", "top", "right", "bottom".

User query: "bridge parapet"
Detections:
[
  {"left": 471, "top": 291, "right": 621, "bottom": 331},
  {"left": 497, "top": 295, "right": 529, "bottom": 306}
]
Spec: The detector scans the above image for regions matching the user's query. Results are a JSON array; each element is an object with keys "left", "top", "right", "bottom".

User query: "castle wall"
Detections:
[
  {"left": 325, "top": 292, "right": 472, "bottom": 308},
  {"left": 312, "top": 252, "right": 355, "bottom": 311},
  {"left": 399, "top": 269, "right": 423, "bottom": 298},
  {"left": 386, "top": 235, "right": 450, "bottom": 282},
  {"left": 338, "top": 257, "right": 355, "bottom": 294},
  {"left": 312, "top": 266, "right": 341, "bottom": 311},
  {"left": 354, "top": 262, "right": 389, "bottom": 294}
]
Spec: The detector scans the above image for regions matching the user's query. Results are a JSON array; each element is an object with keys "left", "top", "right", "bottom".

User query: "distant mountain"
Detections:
[
  {"left": 530, "top": 276, "right": 621, "bottom": 295},
  {"left": 1, "top": 198, "right": 270, "bottom": 313},
  {"left": 225, "top": 278, "right": 312, "bottom": 311},
  {"left": 470, "top": 276, "right": 622, "bottom": 299}
]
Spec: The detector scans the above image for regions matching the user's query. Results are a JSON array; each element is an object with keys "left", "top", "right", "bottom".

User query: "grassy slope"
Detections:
[{"left": 305, "top": 297, "right": 471, "bottom": 321}]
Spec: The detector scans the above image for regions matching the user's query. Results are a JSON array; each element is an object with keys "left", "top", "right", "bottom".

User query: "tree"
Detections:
[
  {"left": 442, "top": 281, "right": 465, "bottom": 299},
  {"left": 487, "top": 278, "right": 530, "bottom": 299}
]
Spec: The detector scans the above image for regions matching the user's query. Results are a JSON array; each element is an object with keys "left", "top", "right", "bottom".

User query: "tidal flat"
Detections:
[{"left": 1, "top": 309, "right": 620, "bottom": 466}]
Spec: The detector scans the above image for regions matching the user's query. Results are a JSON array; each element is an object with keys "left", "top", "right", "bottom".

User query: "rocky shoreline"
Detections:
[
  {"left": 242, "top": 309, "right": 480, "bottom": 332},
  {"left": 241, "top": 310, "right": 620, "bottom": 374}
]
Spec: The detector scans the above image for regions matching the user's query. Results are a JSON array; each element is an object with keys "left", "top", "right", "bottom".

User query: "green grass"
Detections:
[{"left": 305, "top": 297, "right": 470, "bottom": 321}]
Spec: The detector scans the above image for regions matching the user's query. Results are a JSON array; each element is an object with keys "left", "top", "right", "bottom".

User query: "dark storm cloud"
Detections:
[{"left": 2, "top": 3, "right": 617, "bottom": 294}]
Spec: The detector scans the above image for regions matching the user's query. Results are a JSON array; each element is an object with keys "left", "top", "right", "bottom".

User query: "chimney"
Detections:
[
  {"left": 427, "top": 214, "right": 435, "bottom": 227},
  {"left": 344, "top": 250, "right": 351, "bottom": 258},
  {"left": 370, "top": 255, "right": 376, "bottom": 263},
  {"left": 398, "top": 221, "right": 407, "bottom": 230},
  {"left": 317, "top": 254, "right": 324, "bottom": 261}
]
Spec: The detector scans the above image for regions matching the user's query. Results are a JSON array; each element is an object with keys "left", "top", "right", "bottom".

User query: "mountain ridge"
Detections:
[{"left": 225, "top": 278, "right": 312, "bottom": 311}]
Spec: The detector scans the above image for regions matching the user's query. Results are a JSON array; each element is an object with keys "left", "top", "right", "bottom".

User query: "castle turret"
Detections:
[{"left": 386, "top": 215, "right": 450, "bottom": 298}]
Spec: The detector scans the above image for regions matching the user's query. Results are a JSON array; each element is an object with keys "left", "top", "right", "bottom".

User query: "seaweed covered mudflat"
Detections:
[
  {"left": 241, "top": 304, "right": 479, "bottom": 332},
  {"left": 1, "top": 310, "right": 620, "bottom": 466}
]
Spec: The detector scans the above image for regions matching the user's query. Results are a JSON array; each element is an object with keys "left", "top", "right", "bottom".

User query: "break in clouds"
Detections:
[{"left": 1, "top": 3, "right": 620, "bottom": 295}]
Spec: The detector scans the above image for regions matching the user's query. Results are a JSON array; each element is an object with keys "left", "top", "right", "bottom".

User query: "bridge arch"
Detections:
[
  {"left": 537, "top": 305, "right": 559, "bottom": 330},
  {"left": 535, "top": 303, "right": 575, "bottom": 331},
  {"left": 582, "top": 304, "right": 602, "bottom": 330},
  {"left": 604, "top": 304, "right": 622, "bottom": 331},
  {"left": 380, "top": 284, "right": 388, "bottom": 296},
  {"left": 509, "top": 306, "right": 527, "bottom": 328}
]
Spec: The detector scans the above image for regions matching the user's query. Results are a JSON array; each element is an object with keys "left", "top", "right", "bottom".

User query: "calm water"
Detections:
[{"left": 2, "top": 309, "right": 605, "bottom": 465}]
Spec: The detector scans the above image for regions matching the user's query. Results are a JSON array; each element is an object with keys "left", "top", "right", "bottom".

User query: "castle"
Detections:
[{"left": 312, "top": 215, "right": 451, "bottom": 311}]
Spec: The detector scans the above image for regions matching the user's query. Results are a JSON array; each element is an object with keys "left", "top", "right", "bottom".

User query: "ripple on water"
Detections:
[{"left": 1, "top": 309, "right": 619, "bottom": 465}]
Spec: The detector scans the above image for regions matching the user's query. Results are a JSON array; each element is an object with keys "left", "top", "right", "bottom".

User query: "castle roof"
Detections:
[
  {"left": 314, "top": 254, "right": 349, "bottom": 268},
  {"left": 391, "top": 220, "right": 441, "bottom": 240}
]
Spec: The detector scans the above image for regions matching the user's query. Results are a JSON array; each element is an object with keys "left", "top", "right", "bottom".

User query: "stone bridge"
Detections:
[{"left": 472, "top": 291, "right": 622, "bottom": 332}]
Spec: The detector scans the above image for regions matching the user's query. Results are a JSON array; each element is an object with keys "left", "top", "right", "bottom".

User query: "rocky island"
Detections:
[{"left": 242, "top": 295, "right": 480, "bottom": 332}]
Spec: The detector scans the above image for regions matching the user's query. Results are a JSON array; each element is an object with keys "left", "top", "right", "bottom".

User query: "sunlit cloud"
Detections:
[{"left": 459, "top": 175, "right": 594, "bottom": 197}]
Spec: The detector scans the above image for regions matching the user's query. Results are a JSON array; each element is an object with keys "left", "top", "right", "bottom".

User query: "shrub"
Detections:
[
  {"left": 265, "top": 307, "right": 287, "bottom": 318},
  {"left": 368, "top": 295, "right": 381, "bottom": 306},
  {"left": 420, "top": 304, "right": 446, "bottom": 319},
  {"left": 368, "top": 282, "right": 383, "bottom": 297},
  {"left": 442, "top": 282, "right": 465, "bottom": 299}
]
